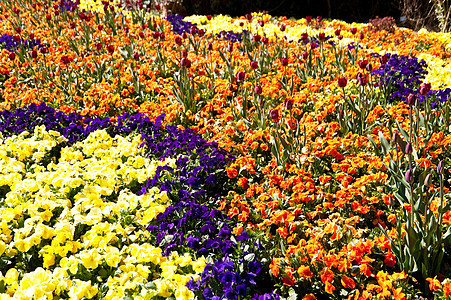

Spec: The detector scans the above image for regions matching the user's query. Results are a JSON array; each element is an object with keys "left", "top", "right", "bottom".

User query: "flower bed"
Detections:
[{"left": 1, "top": 0, "right": 451, "bottom": 299}]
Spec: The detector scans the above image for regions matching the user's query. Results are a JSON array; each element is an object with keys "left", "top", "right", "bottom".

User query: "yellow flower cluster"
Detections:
[
  {"left": 183, "top": 13, "right": 363, "bottom": 44},
  {"left": 0, "top": 128, "right": 204, "bottom": 299},
  {"left": 78, "top": 0, "right": 121, "bottom": 13},
  {"left": 417, "top": 52, "right": 451, "bottom": 90}
]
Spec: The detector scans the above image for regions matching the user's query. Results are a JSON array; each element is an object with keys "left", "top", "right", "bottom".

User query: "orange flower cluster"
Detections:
[{"left": 1, "top": 1, "right": 450, "bottom": 298}]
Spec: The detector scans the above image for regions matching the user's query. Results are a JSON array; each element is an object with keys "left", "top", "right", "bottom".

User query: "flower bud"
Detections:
[
  {"left": 437, "top": 160, "right": 444, "bottom": 174},
  {"left": 258, "top": 20, "right": 264, "bottom": 27},
  {"left": 316, "top": 16, "right": 322, "bottom": 23},
  {"left": 262, "top": 37, "right": 269, "bottom": 44},
  {"left": 419, "top": 83, "right": 431, "bottom": 96},
  {"left": 302, "top": 52, "right": 308, "bottom": 60},
  {"left": 280, "top": 57, "right": 288, "bottom": 67},
  {"left": 350, "top": 28, "right": 357, "bottom": 35},
  {"left": 254, "top": 35, "right": 261, "bottom": 42},
  {"left": 227, "top": 43, "right": 233, "bottom": 52},
  {"left": 357, "top": 72, "right": 367, "bottom": 86},
  {"left": 40, "top": 47, "right": 48, "bottom": 54},
  {"left": 334, "top": 29, "right": 341, "bottom": 36},
  {"left": 207, "top": 15, "right": 212, "bottom": 20},
  {"left": 338, "top": 76, "right": 347, "bottom": 88},
  {"left": 206, "top": 42, "right": 213, "bottom": 51},
  {"left": 181, "top": 58, "right": 191, "bottom": 68},
  {"left": 250, "top": 61, "right": 258, "bottom": 70},
  {"left": 181, "top": 50, "right": 188, "bottom": 58},
  {"left": 306, "top": 16, "right": 312, "bottom": 24},
  {"left": 174, "top": 36, "right": 182, "bottom": 46},
  {"left": 285, "top": 98, "right": 294, "bottom": 110},
  {"left": 198, "top": 29, "right": 205, "bottom": 37},
  {"left": 235, "top": 71, "right": 245, "bottom": 81},
  {"left": 301, "top": 32, "right": 308, "bottom": 41},
  {"left": 190, "top": 25, "right": 197, "bottom": 35},
  {"left": 245, "top": 13, "right": 252, "bottom": 21},
  {"left": 254, "top": 85, "right": 262, "bottom": 95},
  {"left": 358, "top": 59, "right": 368, "bottom": 70},
  {"left": 406, "top": 93, "right": 416, "bottom": 106},
  {"left": 318, "top": 32, "right": 325, "bottom": 41},
  {"left": 405, "top": 169, "right": 414, "bottom": 184},
  {"left": 405, "top": 142, "right": 413, "bottom": 155},
  {"left": 366, "top": 63, "right": 373, "bottom": 72},
  {"left": 8, "top": 52, "right": 15, "bottom": 61},
  {"left": 106, "top": 44, "right": 114, "bottom": 54},
  {"left": 270, "top": 109, "right": 279, "bottom": 121},
  {"left": 132, "top": 51, "right": 139, "bottom": 61},
  {"left": 70, "top": 22, "right": 76, "bottom": 29},
  {"left": 424, "top": 173, "right": 432, "bottom": 187},
  {"left": 30, "top": 50, "right": 38, "bottom": 59},
  {"left": 392, "top": 132, "right": 399, "bottom": 144},
  {"left": 280, "top": 24, "right": 286, "bottom": 32},
  {"left": 182, "top": 32, "right": 188, "bottom": 39}
]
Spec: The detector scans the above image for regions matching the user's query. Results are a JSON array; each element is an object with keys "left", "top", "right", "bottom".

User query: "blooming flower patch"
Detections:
[{"left": 1, "top": 0, "right": 451, "bottom": 299}]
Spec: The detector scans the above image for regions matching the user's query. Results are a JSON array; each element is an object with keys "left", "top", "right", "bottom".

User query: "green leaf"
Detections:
[
  {"left": 378, "top": 131, "right": 390, "bottom": 154},
  {"left": 367, "top": 135, "right": 380, "bottom": 156}
]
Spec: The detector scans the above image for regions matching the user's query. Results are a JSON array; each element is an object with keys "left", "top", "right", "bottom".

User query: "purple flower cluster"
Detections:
[
  {"left": 166, "top": 14, "right": 198, "bottom": 35},
  {"left": 372, "top": 53, "right": 428, "bottom": 102},
  {"left": 216, "top": 30, "right": 248, "bottom": 43},
  {"left": 59, "top": 0, "right": 79, "bottom": 11},
  {"left": 0, "top": 34, "right": 44, "bottom": 52},
  {"left": 422, "top": 88, "right": 451, "bottom": 109}
]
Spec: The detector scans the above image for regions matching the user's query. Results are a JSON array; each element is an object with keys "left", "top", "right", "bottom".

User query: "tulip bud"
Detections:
[
  {"left": 245, "top": 13, "right": 252, "bottom": 21},
  {"left": 228, "top": 83, "right": 235, "bottom": 92},
  {"left": 206, "top": 42, "right": 213, "bottom": 51},
  {"left": 366, "top": 63, "right": 373, "bottom": 72},
  {"left": 406, "top": 93, "right": 416, "bottom": 106},
  {"left": 285, "top": 98, "right": 294, "bottom": 110},
  {"left": 301, "top": 32, "right": 308, "bottom": 41},
  {"left": 254, "top": 35, "right": 261, "bottom": 42},
  {"left": 350, "top": 28, "right": 357, "bottom": 35},
  {"left": 357, "top": 72, "right": 367, "bottom": 86},
  {"left": 316, "top": 16, "right": 322, "bottom": 23},
  {"left": 98, "top": 24, "right": 104, "bottom": 31},
  {"left": 181, "top": 58, "right": 191, "bottom": 68},
  {"left": 419, "top": 83, "right": 431, "bottom": 96},
  {"left": 334, "top": 29, "right": 341, "bottom": 36},
  {"left": 14, "top": 26, "right": 21, "bottom": 34},
  {"left": 29, "top": 33, "right": 35, "bottom": 40},
  {"left": 174, "top": 36, "right": 182, "bottom": 46},
  {"left": 235, "top": 71, "right": 245, "bottom": 81},
  {"left": 318, "top": 32, "right": 325, "bottom": 41},
  {"left": 405, "top": 169, "right": 414, "bottom": 184},
  {"left": 258, "top": 96, "right": 264, "bottom": 107},
  {"left": 190, "top": 25, "right": 197, "bottom": 35},
  {"left": 306, "top": 16, "right": 312, "bottom": 24},
  {"left": 254, "top": 85, "right": 262, "bottom": 95},
  {"left": 207, "top": 15, "right": 212, "bottom": 20},
  {"left": 132, "top": 52, "right": 139, "bottom": 61},
  {"left": 280, "top": 24, "right": 286, "bottom": 32},
  {"left": 30, "top": 50, "right": 38, "bottom": 59},
  {"left": 106, "top": 44, "right": 114, "bottom": 54},
  {"left": 338, "top": 76, "right": 347, "bottom": 88},
  {"left": 359, "top": 33, "right": 364, "bottom": 40},
  {"left": 40, "top": 47, "right": 48, "bottom": 54},
  {"left": 155, "top": 4, "right": 160, "bottom": 10},
  {"left": 380, "top": 54, "right": 389, "bottom": 65},
  {"left": 405, "top": 142, "right": 413, "bottom": 155},
  {"left": 424, "top": 173, "right": 432, "bottom": 187},
  {"left": 198, "top": 29, "right": 205, "bottom": 37},
  {"left": 182, "top": 32, "right": 188, "bottom": 39},
  {"left": 8, "top": 52, "right": 15, "bottom": 61},
  {"left": 258, "top": 20, "right": 264, "bottom": 27},
  {"left": 227, "top": 43, "right": 233, "bottom": 52},
  {"left": 270, "top": 109, "right": 279, "bottom": 121},
  {"left": 437, "top": 160, "right": 444, "bottom": 174},
  {"left": 392, "top": 132, "right": 399, "bottom": 144},
  {"left": 281, "top": 57, "right": 288, "bottom": 66},
  {"left": 70, "top": 22, "right": 76, "bottom": 29},
  {"left": 95, "top": 42, "right": 102, "bottom": 51},
  {"left": 358, "top": 59, "right": 368, "bottom": 70},
  {"left": 250, "top": 61, "right": 258, "bottom": 70},
  {"left": 302, "top": 52, "right": 308, "bottom": 60},
  {"left": 262, "top": 37, "right": 269, "bottom": 44},
  {"left": 181, "top": 50, "right": 188, "bottom": 58}
]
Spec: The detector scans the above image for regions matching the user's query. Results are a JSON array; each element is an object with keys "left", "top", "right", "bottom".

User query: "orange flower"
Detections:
[
  {"left": 324, "top": 281, "right": 336, "bottom": 294},
  {"left": 444, "top": 281, "right": 451, "bottom": 298},
  {"left": 426, "top": 276, "right": 442, "bottom": 291},
  {"left": 226, "top": 167, "right": 238, "bottom": 178},
  {"left": 302, "top": 294, "right": 317, "bottom": 300},
  {"left": 341, "top": 275, "right": 355, "bottom": 289},
  {"left": 320, "top": 268, "right": 334, "bottom": 283},
  {"left": 297, "top": 265, "right": 313, "bottom": 279}
]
